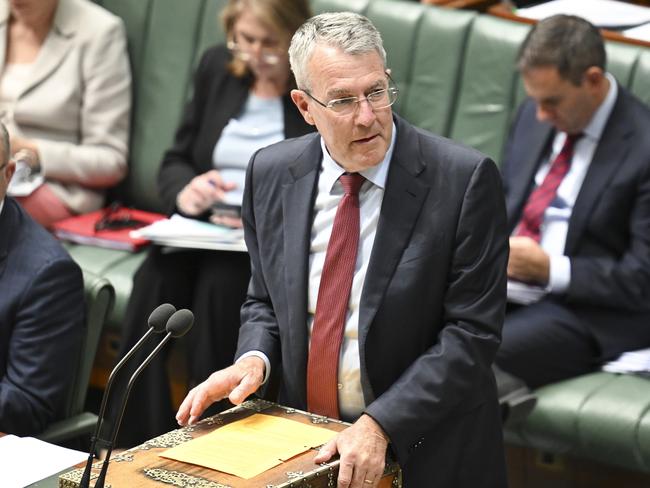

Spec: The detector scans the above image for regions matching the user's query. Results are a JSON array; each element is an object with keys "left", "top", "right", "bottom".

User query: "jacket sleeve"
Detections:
[
  {"left": 365, "top": 158, "right": 509, "bottom": 466},
  {"left": 37, "top": 18, "right": 131, "bottom": 188},
  {"left": 0, "top": 258, "right": 85, "bottom": 436},
  {"left": 157, "top": 48, "right": 226, "bottom": 214}
]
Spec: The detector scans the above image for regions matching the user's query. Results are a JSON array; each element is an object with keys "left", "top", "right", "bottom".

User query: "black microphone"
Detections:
[
  {"left": 79, "top": 303, "right": 175, "bottom": 488},
  {"left": 93, "top": 309, "right": 194, "bottom": 488}
]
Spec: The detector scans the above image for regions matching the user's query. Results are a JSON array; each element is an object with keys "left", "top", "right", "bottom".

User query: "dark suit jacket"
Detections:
[
  {"left": 238, "top": 115, "right": 509, "bottom": 486},
  {"left": 0, "top": 198, "right": 84, "bottom": 435},
  {"left": 157, "top": 44, "right": 313, "bottom": 214},
  {"left": 502, "top": 86, "right": 650, "bottom": 359}
]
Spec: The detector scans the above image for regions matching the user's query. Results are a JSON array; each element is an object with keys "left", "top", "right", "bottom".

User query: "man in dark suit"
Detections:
[
  {"left": 177, "top": 13, "right": 509, "bottom": 487},
  {"left": 0, "top": 122, "right": 85, "bottom": 436},
  {"left": 496, "top": 15, "right": 650, "bottom": 416}
]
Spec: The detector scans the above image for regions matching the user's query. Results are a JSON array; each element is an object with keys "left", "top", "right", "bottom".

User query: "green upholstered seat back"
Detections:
[
  {"left": 401, "top": 5, "right": 476, "bottom": 136},
  {"left": 629, "top": 49, "right": 650, "bottom": 107},
  {"left": 606, "top": 41, "right": 642, "bottom": 87},
  {"left": 364, "top": 1, "right": 424, "bottom": 115},
  {"left": 96, "top": 0, "right": 228, "bottom": 211},
  {"left": 312, "top": 0, "right": 370, "bottom": 14},
  {"left": 448, "top": 15, "right": 530, "bottom": 163}
]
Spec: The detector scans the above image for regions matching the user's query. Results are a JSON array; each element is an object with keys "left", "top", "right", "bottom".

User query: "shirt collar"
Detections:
[
  {"left": 582, "top": 72, "right": 618, "bottom": 142},
  {"left": 319, "top": 121, "right": 397, "bottom": 193}
]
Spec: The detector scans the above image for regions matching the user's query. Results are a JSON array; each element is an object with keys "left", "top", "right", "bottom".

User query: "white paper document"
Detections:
[
  {"left": 131, "top": 214, "right": 247, "bottom": 252},
  {"left": 0, "top": 435, "right": 86, "bottom": 488},
  {"left": 602, "top": 348, "right": 650, "bottom": 375},
  {"left": 623, "top": 22, "right": 650, "bottom": 41},
  {"left": 517, "top": 0, "right": 650, "bottom": 29},
  {"left": 7, "top": 161, "right": 44, "bottom": 197}
]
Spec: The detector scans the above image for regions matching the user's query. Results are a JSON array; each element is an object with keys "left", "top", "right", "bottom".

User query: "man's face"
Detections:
[
  {"left": 522, "top": 66, "right": 602, "bottom": 134},
  {"left": 291, "top": 46, "right": 393, "bottom": 172}
]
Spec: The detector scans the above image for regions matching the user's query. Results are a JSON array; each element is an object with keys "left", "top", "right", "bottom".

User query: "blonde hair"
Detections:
[{"left": 221, "top": 0, "right": 312, "bottom": 78}]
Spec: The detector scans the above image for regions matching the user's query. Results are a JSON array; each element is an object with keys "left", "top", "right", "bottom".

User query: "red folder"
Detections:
[{"left": 53, "top": 207, "right": 166, "bottom": 252}]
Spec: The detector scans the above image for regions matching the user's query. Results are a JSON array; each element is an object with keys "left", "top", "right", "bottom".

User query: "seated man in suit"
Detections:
[
  {"left": 496, "top": 14, "right": 650, "bottom": 422},
  {"left": 176, "top": 12, "right": 510, "bottom": 488},
  {"left": 0, "top": 121, "right": 85, "bottom": 436}
]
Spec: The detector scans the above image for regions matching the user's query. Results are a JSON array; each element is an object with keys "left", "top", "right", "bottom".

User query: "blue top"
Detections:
[{"left": 212, "top": 93, "right": 284, "bottom": 205}]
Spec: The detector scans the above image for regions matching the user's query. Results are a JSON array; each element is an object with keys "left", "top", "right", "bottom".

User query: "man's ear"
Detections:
[
  {"left": 290, "top": 89, "right": 315, "bottom": 126},
  {"left": 583, "top": 66, "right": 605, "bottom": 90},
  {"left": 6, "top": 159, "right": 16, "bottom": 182}
]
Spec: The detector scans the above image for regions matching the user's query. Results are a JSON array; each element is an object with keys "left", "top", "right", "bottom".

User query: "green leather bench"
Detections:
[{"left": 65, "top": 0, "right": 650, "bottom": 475}]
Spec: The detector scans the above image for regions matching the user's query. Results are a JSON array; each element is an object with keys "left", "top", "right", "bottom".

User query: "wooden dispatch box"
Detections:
[{"left": 59, "top": 399, "right": 402, "bottom": 487}]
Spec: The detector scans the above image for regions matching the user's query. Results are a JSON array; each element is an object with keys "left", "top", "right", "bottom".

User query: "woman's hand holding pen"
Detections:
[{"left": 176, "top": 169, "right": 235, "bottom": 216}]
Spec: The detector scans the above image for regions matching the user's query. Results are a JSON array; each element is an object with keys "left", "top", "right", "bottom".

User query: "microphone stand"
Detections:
[
  {"left": 93, "top": 332, "right": 175, "bottom": 488},
  {"left": 78, "top": 327, "right": 160, "bottom": 488}
]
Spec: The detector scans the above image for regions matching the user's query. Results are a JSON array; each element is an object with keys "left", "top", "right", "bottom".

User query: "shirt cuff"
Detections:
[
  {"left": 547, "top": 255, "right": 571, "bottom": 293},
  {"left": 236, "top": 351, "right": 271, "bottom": 385}
]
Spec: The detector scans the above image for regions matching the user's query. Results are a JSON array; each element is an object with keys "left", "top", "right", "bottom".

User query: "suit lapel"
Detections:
[
  {"left": 0, "top": 198, "right": 16, "bottom": 279},
  {"left": 282, "top": 136, "right": 321, "bottom": 401},
  {"left": 565, "top": 90, "right": 633, "bottom": 254},
  {"left": 17, "top": 0, "right": 75, "bottom": 99},
  {"left": 358, "top": 118, "right": 429, "bottom": 400}
]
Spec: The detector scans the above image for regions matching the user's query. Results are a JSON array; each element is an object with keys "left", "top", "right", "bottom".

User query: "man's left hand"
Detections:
[
  {"left": 313, "top": 414, "right": 388, "bottom": 488},
  {"left": 508, "top": 236, "right": 550, "bottom": 285}
]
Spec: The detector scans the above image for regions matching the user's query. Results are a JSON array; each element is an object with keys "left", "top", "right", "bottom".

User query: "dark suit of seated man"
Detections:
[
  {"left": 495, "top": 14, "right": 650, "bottom": 420},
  {"left": 0, "top": 122, "right": 85, "bottom": 436},
  {"left": 175, "top": 12, "right": 510, "bottom": 488}
]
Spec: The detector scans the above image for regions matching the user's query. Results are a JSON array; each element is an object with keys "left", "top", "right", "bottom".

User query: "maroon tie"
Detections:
[
  {"left": 516, "top": 133, "right": 582, "bottom": 241},
  {"left": 307, "top": 172, "right": 365, "bottom": 419}
]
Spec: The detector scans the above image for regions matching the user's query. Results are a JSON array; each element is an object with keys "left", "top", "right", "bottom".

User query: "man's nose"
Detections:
[{"left": 355, "top": 99, "right": 377, "bottom": 126}]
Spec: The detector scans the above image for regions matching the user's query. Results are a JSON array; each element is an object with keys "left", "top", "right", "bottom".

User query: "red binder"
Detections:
[{"left": 53, "top": 206, "right": 166, "bottom": 252}]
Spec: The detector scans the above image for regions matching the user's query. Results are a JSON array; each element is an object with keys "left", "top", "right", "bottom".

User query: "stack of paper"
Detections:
[
  {"left": 602, "top": 348, "right": 650, "bottom": 375},
  {"left": 0, "top": 435, "right": 86, "bottom": 488},
  {"left": 517, "top": 0, "right": 650, "bottom": 29},
  {"left": 131, "top": 214, "right": 247, "bottom": 252}
]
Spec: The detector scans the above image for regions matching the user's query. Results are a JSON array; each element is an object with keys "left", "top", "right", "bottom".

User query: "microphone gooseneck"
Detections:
[
  {"left": 93, "top": 309, "right": 194, "bottom": 488},
  {"left": 79, "top": 303, "right": 176, "bottom": 488}
]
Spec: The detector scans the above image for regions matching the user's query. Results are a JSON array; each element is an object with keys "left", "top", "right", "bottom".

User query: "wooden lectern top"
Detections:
[{"left": 59, "top": 399, "right": 401, "bottom": 488}]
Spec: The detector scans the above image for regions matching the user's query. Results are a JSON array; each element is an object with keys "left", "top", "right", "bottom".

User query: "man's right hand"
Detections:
[
  {"left": 176, "top": 169, "right": 236, "bottom": 216},
  {"left": 176, "top": 356, "right": 265, "bottom": 426}
]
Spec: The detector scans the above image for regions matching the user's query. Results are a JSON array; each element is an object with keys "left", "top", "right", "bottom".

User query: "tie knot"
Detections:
[
  {"left": 339, "top": 173, "right": 365, "bottom": 196},
  {"left": 564, "top": 132, "right": 583, "bottom": 147}
]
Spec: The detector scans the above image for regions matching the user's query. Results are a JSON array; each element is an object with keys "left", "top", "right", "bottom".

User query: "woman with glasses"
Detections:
[
  {"left": 0, "top": 0, "right": 131, "bottom": 228},
  {"left": 112, "top": 0, "right": 313, "bottom": 447}
]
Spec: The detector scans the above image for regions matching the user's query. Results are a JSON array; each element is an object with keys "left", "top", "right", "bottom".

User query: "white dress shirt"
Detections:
[
  {"left": 307, "top": 124, "right": 396, "bottom": 421},
  {"left": 240, "top": 123, "right": 397, "bottom": 421}
]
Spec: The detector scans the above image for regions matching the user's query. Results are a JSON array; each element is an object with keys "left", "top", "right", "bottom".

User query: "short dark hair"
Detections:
[{"left": 517, "top": 15, "right": 606, "bottom": 85}]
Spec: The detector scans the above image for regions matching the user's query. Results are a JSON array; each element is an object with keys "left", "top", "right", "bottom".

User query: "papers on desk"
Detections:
[
  {"left": 131, "top": 214, "right": 247, "bottom": 252},
  {"left": 507, "top": 279, "right": 547, "bottom": 305},
  {"left": 7, "top": 160, "right": 43, "bottom": 197},
  {"left": 623, "top": 22, "right": 650, "bottom": 41},
  {"left": 0, "top": 435, "right": 86, "bottom": 488},
  {"left": 602, "top": 348, "right": 650, "bottom": 375},
  {"left": 517, "top": 0, "right": 650, "bottom": 29},
  {"left": 160, "top": 413, "right": 336, "bottom": 479}
]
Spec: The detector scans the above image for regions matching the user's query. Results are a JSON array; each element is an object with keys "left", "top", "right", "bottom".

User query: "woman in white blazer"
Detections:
[{"left": 0, "top": 0, "right": 131, "bottom": 227}]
